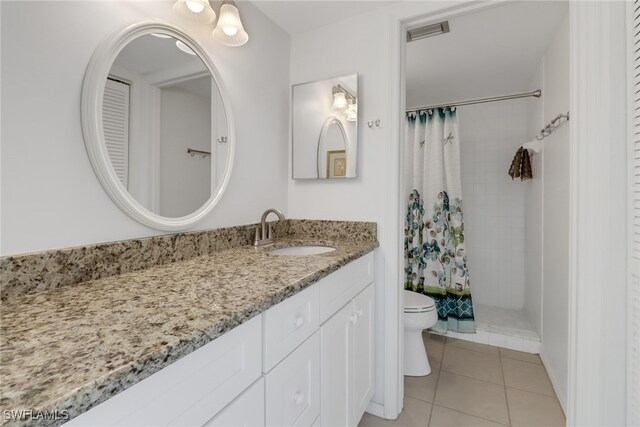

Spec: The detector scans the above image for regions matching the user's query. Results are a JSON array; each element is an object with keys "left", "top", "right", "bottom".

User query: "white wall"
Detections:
[
  {"left": 159, "top": 85, "right": 211, "bottom": 217},
  {"left": 459, "top": 100, "right": 531, "bottom": 311},
  {"left": 287, "top": 0, "right": 468, "bottom": 412},
  {"left": 0, "top": 0, "right": 290, "bottom": 255},
  {"left": 524, "top": 62, "right": 544, "bottom": 336},
  {"left": 539, "top": 13, "right": 570, "bottom": 410}
]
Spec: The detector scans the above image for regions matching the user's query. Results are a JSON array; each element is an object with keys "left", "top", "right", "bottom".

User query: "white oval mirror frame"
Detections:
[{"left": 81, "top": 19, "right": 235, "bottom": 231}]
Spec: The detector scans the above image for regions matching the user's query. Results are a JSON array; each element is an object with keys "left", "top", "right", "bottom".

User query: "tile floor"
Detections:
[{"left": 358, "top": 332, "right": 565, "bottom": 427}]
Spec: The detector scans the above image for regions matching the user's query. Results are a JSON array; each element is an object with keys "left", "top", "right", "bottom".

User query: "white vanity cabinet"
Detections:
[
  {"left": 320, "top": 283, "right": 375, "bottom": 427},
  {"left": 67, "top": 252, "right": 374, "bottom": 427},
  {"left": 265, "top": 332, "right": 320, "bottom": 427},
  {"left": 350, "top": 284, "right": 375, "bottom": 422},
  {"left": 67, "top": 316, "right": 263, "bottom": 427},
  {"left": 204, "top": 378, "right": 265, "bottom": 427}
]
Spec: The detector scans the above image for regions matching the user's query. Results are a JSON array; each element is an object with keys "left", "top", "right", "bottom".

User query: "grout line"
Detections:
[
  {"left": 500, "top": 356, "right": 543, "bottom": 365},
  {"left": 502, "top": 356, "right": 560, "bottom": 400},
  {"left": 445, "top": 339, "right": 501, "bottom": 356},
  {"left": 499, "top": 350, "right": 543, "bottom": 365},
  {"left": 499, "top": 349, "right": 513, "bottom": 426},
  {"left": 430, "top": 404, "right": 511, "bottom": 427},
  {"left": 504, "top": 385, "right": 558, "bottom": 400},
  {"left": 438, "top": 368, "right": 505, "bottom": 387},
  {"left": 426, "top": 334, "right": 443, "bottom": 426},
  {"left": 432, "top": 340, "right": 508, "bottom": 426},
  {"left": 403, "top": 391, "right": 435, "bottom": 404}
]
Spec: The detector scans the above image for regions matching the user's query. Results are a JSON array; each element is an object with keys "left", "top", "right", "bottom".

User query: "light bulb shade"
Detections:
[
  {"left": 175, "top": 40, "right": 196, "bottom": 55},
  {"left": 333, "top": 92, "right": 347, "bottom": 110},
  {"left": 173, "top": 0, "right": 216, "bottom": 24},
  {"left": 345, "top": 103, "right": 357, "bottom": 122},
  {"left": 212, "top": 3, "right": 249, "bottom": 47}
]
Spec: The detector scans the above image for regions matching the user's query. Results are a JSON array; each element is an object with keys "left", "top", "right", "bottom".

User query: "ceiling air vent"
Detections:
[{"left": 406, "top": 21, "right": 450, "bottom": 42}]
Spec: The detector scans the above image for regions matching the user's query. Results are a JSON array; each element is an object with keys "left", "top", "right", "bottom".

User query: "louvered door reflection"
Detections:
[{"left": 102, "top": 78, "right": 130, "bottom": 188}]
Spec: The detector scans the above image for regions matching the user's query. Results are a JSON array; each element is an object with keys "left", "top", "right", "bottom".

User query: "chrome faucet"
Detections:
[{"left": 254, "top": 208, "right": 286, "bottom": 247}]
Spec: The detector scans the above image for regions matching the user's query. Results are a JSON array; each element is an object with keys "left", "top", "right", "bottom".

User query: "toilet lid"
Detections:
[{"left": 404, "top": 290, "right": 436, "bottom": 313}]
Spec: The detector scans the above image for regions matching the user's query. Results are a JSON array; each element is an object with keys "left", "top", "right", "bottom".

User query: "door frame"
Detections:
[{"left": 388, "top": 1, "right": 629, "bottom": 423}]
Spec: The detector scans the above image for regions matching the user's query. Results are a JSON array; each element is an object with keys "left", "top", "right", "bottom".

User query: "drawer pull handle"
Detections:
[
  {"left": 349, "top": 313, "right": 359, "bottom": 325},
  {"left": 294, "top": 315, "right": 304, "bottom": 328},
  {"left": 293, "top": 391, "right": 305, "bottom": 405}
]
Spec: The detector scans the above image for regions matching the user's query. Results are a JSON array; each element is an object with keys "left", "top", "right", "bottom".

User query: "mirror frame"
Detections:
[{"left": 81, "top": 19, "right": 235, "bottom": 231}]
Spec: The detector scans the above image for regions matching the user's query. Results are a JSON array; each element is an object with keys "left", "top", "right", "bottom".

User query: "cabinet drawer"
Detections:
[
  {"left": 265, "top": 332, "right": 320, "bottom": 427},
  {"left": 68, "top": 316, "right": 262, "bottom": 427},
  {"left": 320, "top": 252, "right": 374, "bottom": 323},
  {"left": 204, "top": 378, "right": 265, "bottom": 427},
  {"left": 263, "top": 284, "right": 319, "bottom": 372}
]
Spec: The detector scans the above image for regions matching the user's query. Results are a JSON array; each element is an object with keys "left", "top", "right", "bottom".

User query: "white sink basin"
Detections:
[{"left": 268, "top": 245, "right": 336, "bottom": 256}]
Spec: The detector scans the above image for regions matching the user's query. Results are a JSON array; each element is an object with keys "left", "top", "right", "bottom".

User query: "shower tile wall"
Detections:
[{"left": 459, "top": 99, "right": 533, "bottom": 310}]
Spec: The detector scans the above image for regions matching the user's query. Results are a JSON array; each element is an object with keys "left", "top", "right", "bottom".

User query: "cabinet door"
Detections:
[
  {"left": 351, "top": 284, "right": 374, "bottom": 426},
  {"left": 265, "top": 332, "right": 320, "bottom": 427},
  {"left": 204, "top": 378, "right": 265, "bottom": 427},
  {"left": 320, "top": 303, "right": 353, "bottom": 427}
]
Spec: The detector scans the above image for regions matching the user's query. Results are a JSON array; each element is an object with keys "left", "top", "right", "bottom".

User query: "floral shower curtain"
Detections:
[{"left": 404, "top": 107, "right": 475, "bottom": 333}]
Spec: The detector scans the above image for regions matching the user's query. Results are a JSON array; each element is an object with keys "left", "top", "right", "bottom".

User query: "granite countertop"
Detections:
[{"left": 0, "top": 237, "right": 377, "bottom": 425}]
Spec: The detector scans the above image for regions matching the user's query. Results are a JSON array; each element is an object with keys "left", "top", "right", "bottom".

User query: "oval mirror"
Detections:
[
  {"left": 81, "top": 20, "right": 235, "bottom": 231},
  {"left": 317, "top": 117, "right": 348, "bottom": 178}
]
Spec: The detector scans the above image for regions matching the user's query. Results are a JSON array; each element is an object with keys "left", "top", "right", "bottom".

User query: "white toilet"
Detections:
[{"left": 403, "top": 290, "right": 438, "bottom": 376}]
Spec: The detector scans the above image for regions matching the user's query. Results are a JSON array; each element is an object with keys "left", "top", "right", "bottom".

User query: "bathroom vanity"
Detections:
[
  {"left": 0, "top": 14, "right": 378, "bottom": 427},
  {"left": 0, "top": 220, "right": 377, "bottom": 426},
  {"left": 69, "top": 253, "right": 374, "bottom": 427}
]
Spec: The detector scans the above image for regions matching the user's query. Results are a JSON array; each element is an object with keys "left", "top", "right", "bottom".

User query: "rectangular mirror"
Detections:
[{"left": 292, "top": 74, "right": 358, "bottom": 179}]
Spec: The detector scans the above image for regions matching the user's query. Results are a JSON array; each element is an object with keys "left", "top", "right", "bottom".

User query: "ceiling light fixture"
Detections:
[
  {"left": 212, "top": 1, "right": 249, "bottom": 47},
  {"left": 173, "top": 0, "right": 216, "bottom": 24}
]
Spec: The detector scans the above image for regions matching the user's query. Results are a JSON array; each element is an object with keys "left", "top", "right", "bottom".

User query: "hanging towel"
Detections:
[
  {"left": 508, "top": 147, "right": 533, "bottom": 181},
  {"left": 521, "top": 149, "right": 533, "bottom": 180},
  {"left": 508, "top": 147, "right": 523, "bottom": 179}
]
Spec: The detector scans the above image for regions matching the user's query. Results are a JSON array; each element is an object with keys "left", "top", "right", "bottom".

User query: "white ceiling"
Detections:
[
  {"left": 113, "top": 34, "right": 206, "bottom": 77},
  {"left": 405, "top": 1, "right": 569, "bottom": 108},
  {"left": 251, "top": 1, "right": 396, "bottom": 35}
]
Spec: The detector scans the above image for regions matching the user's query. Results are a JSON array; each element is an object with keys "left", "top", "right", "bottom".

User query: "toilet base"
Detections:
[{"left": 403, "top": 330, "right": 432, "bottom": 376}]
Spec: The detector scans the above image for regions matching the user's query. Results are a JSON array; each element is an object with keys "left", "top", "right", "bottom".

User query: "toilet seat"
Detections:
[{"left": 404, "top": 290, "right": 436, "bottom": 313}]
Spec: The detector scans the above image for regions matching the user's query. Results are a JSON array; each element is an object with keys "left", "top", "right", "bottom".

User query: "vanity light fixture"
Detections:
[
  {"left": 212, "top": 1, "right": 249, "bottom": 47},
  {"left": 173, "top": 0, "right": 216, "bottom": 24}
]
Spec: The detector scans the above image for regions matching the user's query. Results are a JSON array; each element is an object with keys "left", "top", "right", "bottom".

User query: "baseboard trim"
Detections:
[
  {"left": 539, "top": 348, "right": 567, "bottom": 415},
  {"left": 365, "top": 401, "right": 386, "bottom": 419}
]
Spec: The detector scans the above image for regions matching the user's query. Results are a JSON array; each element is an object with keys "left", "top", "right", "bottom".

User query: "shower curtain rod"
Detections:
[{"left": 405, "top": 89, "right": 542, "bottom": 113}]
